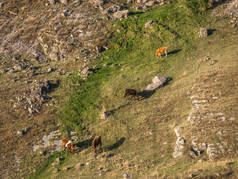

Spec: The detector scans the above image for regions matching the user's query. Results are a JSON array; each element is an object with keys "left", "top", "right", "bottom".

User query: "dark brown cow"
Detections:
[
  {"left": 92, "top": 136, "right": 102, "bottom": 153},
  {"left": 124, "top": 89, "right": 138, "bottom": 98}
]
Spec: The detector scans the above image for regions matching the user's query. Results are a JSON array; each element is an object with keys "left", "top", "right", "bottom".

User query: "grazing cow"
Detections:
[
  {"left": 155, "top": 47, "right": 168, "bottom": 58},
  {"left": 92, "top": 136, "right": 102, "bottom": 154},
  {"left": 124, "top": 88, "right": 139, "bottom": 99},
  {"left": 62, "top": 138, "right": 74, "bottom": 153}
]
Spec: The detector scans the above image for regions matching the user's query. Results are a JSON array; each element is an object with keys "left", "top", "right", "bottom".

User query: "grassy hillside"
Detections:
[{"left": 30, "top": 0, "right": 238, "bottom": 178}]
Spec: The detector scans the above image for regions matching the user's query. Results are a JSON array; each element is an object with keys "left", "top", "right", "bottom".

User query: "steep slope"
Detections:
[
  {"left": 0, "top": 0, "right": 131, "bottom": 178},
  {"left": 30, "top": 1, "right": 238, "bottom": 178}
]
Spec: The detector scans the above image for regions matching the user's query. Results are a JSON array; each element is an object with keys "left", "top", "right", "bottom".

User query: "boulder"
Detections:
[{"left": 145, "top": 76, "right": 167, "bottom": 91}]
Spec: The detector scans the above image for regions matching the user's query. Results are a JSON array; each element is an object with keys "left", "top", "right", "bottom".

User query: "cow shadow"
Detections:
[
  {"left": 106, "top": 137, "right": 126, "bottom": 151},
  {"left": 129, "top": 11, "right": 144, "bottom": 16},
  {"left": 74, "top": 138, "right": 93, "bottom": 150},
  {"left": 168, "top": 49, "right": 181, "bottom": 56},
  {"left": 208, "top": 28, "right": 216, "bottom": 36},
  {"left": 106, "top": 103, "right": 131, "bottom": 116},
  {"left": 138, "top": 90, "right": 155, "bottom": 99}
]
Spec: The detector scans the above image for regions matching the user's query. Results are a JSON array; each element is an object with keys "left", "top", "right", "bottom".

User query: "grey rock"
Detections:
[
  {"left": 207, "top": 144, "right": 218, "bottom": 160},
  {"left": 199, "top": 27, "right": 208, "bottom": 38},
  {"left": 210, "top": 60, "right": 217, "bottom": 65},
  {"left": 145, "top": 76, "right": 167, "bottom": 91},
  {"left": 123, "top": 173, "right": 132, "bottom": 179},
  {"left": 174, "top": 127, "right": 183, "bottom": 137},
  {"left": 52, "top": 168, "right": 60, "bottom": 174},
  {"left": 17, "top": 131, "right": 23, "bottom": 136},
  {"left": 48, "top": 0, "right": 57, "bottom": 5},
  {"left": 190, "top": 150, "right": 198, "bottom": 159},
  {"left": 75, "top": 163, "right": 84, "bottom": 169},
  {"left": 14, "top": 64, "right": 23, "bottom": 71},
  {"left": 60, "top": 0, "right": 69, "bottom": 5},
  {"left": 7, "top": 69, "right": 14, "bottom": 74},
  {"left": 173, "top": 145, "right": 183, "bottom": 158},
  {"left": 176, "top": 137, "right": 186, "bottom": 146},
  {"left": 113, "top": 10, "right": 129, "bottom": 19},
  {"left": 145, "top": 1, "right": 156, "bottom": 7},
  {"left": 104, "top": 5, "right": 121, "bottom": 15},
  {"left": 17, "top": 128, "right": 30, "bottom": 136},
  {"left": 91, "top": 0, "right": 105, "bottom": 6},
  {"left": 98, "top": 167, "right": 103, "bottom": 171},
  {"left": 106, "top": 152, "right": 114, "bottom": 158},
  {"left": 33, "top": 145, "right": 41, "bottom": 152},
  {"left": 144, "top": 20, "right": 154, "bottom": 28}
]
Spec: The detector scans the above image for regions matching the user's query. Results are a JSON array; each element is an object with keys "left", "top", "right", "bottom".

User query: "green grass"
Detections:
[{"left": 59, "top": 0, "right": 207, "bottom": 135}]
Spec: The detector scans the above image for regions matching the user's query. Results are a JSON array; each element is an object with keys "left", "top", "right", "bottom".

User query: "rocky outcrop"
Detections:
[
  {"left": 13, "top": 80, "right": 59, "bottom": 115},
  {"left": 186, "top": 63, "right": 237, "bottom": 160},
  {"left": 33, "top": 130, "right": 78, "bottom": 153},
  {"left": 173, "top": 127, "right": 186, "bottom": 158}
]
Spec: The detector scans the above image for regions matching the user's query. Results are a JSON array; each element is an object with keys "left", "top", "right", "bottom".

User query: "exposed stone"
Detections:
[
  {"left": 210, "top": 60, "right": 217, "bottom": 65},
  {"left": 60, "top": 0, "right": 69, "bottom": 5},
  {"left": 113, "top": 10, "right": 129, "bottom": 19},
  {"left": 173, "top": 145, "right": 183, "bottom": 158},
  {"left": 63, "top": 166, "right": 72, "bottom": 171},
  {"left": 106, "top": 152, "right": 114, "bottom": 158},
  {"left": 14, "top": 79, "right": 59, "bottom": 115},
  {"left": 17, "top": 131, "right": 23, "bottom": 136},
  {"left": 75, "top": 163, "right": 84, "bottom": 169},
  {"left": 104, "top": 5, "right": 121, "bottom": 15},
  {"left": 207, "top": 144, "right": 218, "bottom": 160},
  {"left": 48, "top": 0, "right": 57, "bottom": 5},
  {"left": 174, "top": 127, "right": 183, "bottom": 137},
  {"left": 7, "top": 69, "right": 14, "bottom": 74},
  {"left": 123, "top": 173, "right": 132, "bottom": 179},
  {"left": 33, "top": 145, "right": 41, "bottom": 152},
  {"left": 91, "top": 0, "right": 105, "bottom": 6},
  {"left": 14, "top": 64, "right": 23, "bottom": 71},
  {"left": 98, "top": 167, "right": 103, "bottom": 171},
  {"left": 17, "top": 128, "right": 30, "bottom": 136},
  {"left": 145, "top": 76, "right": 167, "bottom": 91},
  {"left": 145, "top": 1, "right": 156, "bottom": 7},
  {"left": 52, "top": 168, "right": 60, "bottom": 174},
  {"left": 96, "top": 46, "right": 106, "bottom": 53},
  {"left": 199, "top": 28, "right": 208, "bottom": 38},
  {"left": 144, "top": 20, "right": 154, "bottom": 28},
  {"left": 48, "top": 68, "right": 55, "bottom": 73}
]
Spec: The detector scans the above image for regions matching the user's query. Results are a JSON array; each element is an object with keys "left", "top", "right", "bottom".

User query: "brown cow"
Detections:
[
  {"left": 92, "top": 136, "right": 102, "bottom": 154},
  {"left": 62, "top": 138, "right": 74, "bottom": 153},
  {"left": 124, "top": 88, "right": 139, "bottom": 99}
]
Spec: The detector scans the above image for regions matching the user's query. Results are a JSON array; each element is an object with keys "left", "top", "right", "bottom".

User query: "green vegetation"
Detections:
[{"left": 59, "top": 0, "right": 207, "bottom": 134}]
